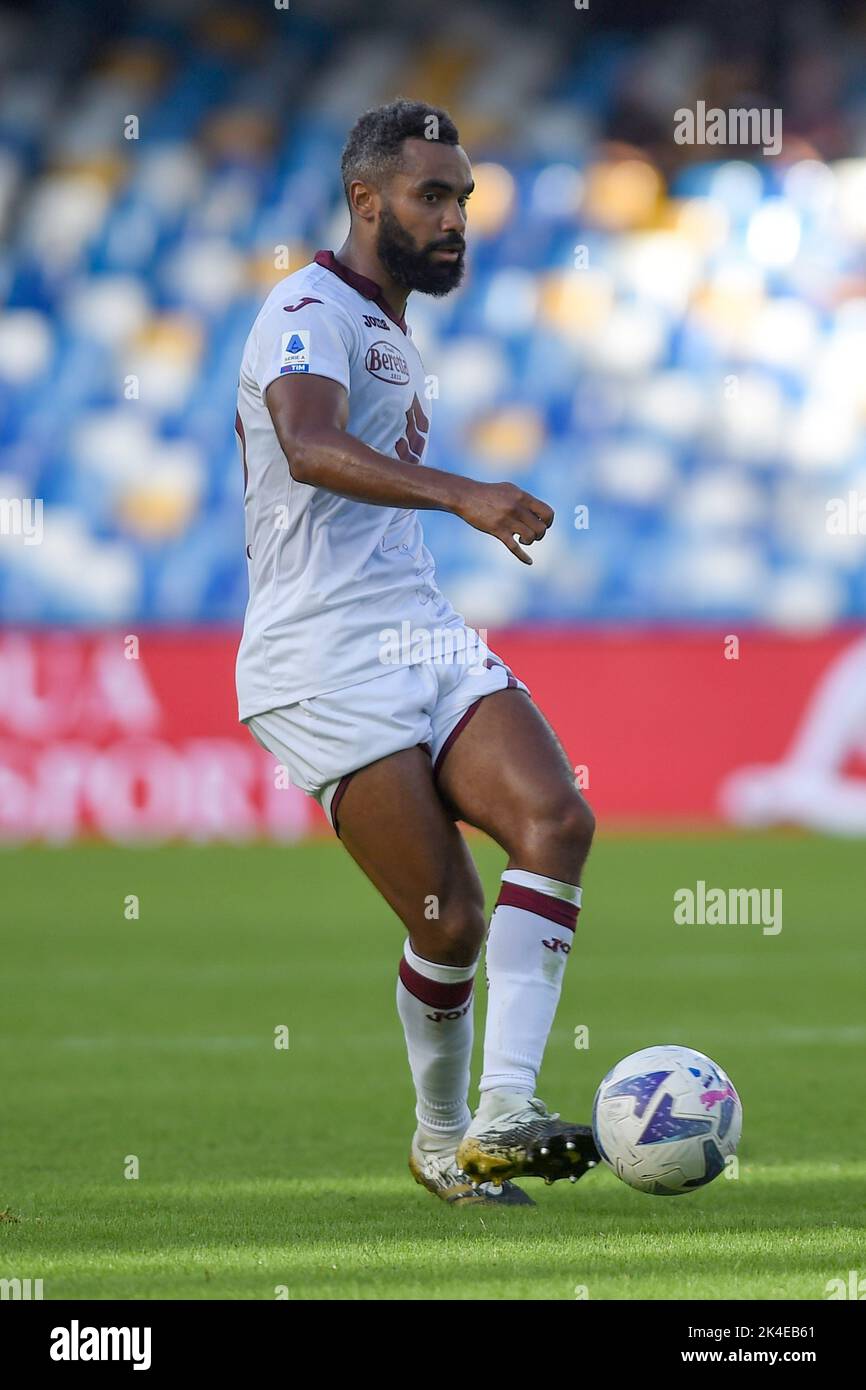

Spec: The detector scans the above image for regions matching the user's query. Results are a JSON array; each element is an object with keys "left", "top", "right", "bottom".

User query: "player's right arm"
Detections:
[{"left": 265, "top": 372, "right": 553, "bottom": 565}]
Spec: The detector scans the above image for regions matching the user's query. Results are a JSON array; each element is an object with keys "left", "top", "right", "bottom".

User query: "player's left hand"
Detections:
[{"left": 454, "top": 480, "right": 554, "bottom": 565}]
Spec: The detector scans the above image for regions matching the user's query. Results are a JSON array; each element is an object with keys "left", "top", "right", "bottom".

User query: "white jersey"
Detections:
[{"left": 235, "top": 250, "right": 464, "bottom": 719}]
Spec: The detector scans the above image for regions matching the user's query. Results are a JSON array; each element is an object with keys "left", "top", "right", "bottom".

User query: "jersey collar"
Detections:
[{"left": 314, "top": 249, "right": 408, "bottom": 335}]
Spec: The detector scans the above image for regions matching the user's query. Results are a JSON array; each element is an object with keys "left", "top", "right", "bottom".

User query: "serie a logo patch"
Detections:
[{"left": 280, "top": 330, "right": 311, "bottom": 374}]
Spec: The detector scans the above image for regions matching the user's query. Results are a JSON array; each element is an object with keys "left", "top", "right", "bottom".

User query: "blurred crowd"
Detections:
[{"left": 2, "top": 0, "right": 866, "bottom": 628}]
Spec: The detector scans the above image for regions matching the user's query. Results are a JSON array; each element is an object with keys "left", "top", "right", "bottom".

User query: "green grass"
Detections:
[{"left": 1, "top": 834, "right": 864, "bottom": 1299}]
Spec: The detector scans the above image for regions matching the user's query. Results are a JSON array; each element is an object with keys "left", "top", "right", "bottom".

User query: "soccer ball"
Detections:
[{"left": 591, "top": 1044, "right": 742, "bottom": 1195}]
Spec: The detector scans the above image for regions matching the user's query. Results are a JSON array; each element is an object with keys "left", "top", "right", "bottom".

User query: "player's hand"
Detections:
[{"left": 454, "top": 480, "right": 554, "bottom": 564}]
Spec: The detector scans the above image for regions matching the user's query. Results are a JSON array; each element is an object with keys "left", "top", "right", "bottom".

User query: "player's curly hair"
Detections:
[{"left": 340, "top": 98, "right": 460, "bottom": 207}]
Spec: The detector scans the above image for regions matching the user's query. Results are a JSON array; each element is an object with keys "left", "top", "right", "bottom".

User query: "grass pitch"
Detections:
[{"left": 2, "top": 833, "right": 864, "bottom": 1300}]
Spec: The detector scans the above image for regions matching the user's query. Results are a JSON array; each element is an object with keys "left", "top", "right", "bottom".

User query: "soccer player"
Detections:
[{"left": 235, "top": 99, "right": 599, "bottom": 1206}]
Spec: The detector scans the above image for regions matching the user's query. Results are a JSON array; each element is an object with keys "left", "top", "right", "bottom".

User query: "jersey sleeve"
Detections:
[{"left": 250, "top": 295, "right": 356, "bottom": 401}]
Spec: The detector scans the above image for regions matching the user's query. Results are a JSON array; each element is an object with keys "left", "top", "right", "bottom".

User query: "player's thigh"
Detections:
[
  {"left": 336, "top": 745, "right": 486, "bottom": 965},
  {"left": 436, "top": 688, "right": 595, "bottom": 879}
]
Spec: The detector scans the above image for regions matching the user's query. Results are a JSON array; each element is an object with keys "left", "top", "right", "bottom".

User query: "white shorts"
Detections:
[{"left": 243, "top": 648, "right": 529, "bottom": 834}]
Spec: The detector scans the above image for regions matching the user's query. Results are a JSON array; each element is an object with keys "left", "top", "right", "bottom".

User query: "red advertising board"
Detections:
[
  {"left": 491, "top": 627, "right": 866, "bottom": 824},
  {"left": 0, "top": 630, "right": 312, "bottom": 842},
  {"left": 0, "top": 627, "right": 863, "bottom": 841}
]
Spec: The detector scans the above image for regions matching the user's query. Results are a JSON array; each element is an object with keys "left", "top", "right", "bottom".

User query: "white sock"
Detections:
[
  {"left": 480, "top": 868, "right": 582, "bottom": 1098},
  {"left": 397, "top": 938, "right": 478, "bottom": 1150}
]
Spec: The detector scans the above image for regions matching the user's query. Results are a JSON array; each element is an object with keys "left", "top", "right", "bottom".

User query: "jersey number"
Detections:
[{"left": 394, "top": 394, "right": 429, "bottom": 464}]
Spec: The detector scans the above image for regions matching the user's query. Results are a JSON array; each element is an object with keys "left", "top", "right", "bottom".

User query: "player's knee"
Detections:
[
  {"left": 557, "top": 791, "right": 596, "bottom": 865},
  {"left": 569, "top": 800, "right": 594, "bottom": 861},
  {"left": 426, "top": 897, "right": 487, "bottom": 967},
  {"left": 570, "top": 792, "right": 597, "bottom": 849},
  {"left": 516, "top": 790, "right": 596, "bottom": 878}
]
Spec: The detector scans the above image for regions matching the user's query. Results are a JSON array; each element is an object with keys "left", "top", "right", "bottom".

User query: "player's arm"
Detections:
[{"left": 265, "top": 373, "right": 553, "bottom": 565}]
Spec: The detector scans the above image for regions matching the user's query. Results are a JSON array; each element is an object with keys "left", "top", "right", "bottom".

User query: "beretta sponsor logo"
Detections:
[{"left": 365, "top": 341, "right": 410, "bottom": 384}]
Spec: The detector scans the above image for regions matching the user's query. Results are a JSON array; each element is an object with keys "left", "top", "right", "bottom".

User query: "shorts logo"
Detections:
[
  {"left": 365, "top": 341, "right": 409, "bottom": 384},
  {"left": 280, "top": 330, "right": 310, "bottom": 374}
]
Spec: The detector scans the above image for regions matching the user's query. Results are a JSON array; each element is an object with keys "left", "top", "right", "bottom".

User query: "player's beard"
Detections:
[{"left": 375, "top": 205, "right": 465, "bottom": 296}]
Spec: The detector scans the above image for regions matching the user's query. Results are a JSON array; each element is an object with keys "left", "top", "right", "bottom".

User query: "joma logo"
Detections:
[
  {"left": 363, "top": 313, "right": 389, "bottom": 330},
  {"left": 426, "top": 1002, "right": 472, "bottom": 1022},
  {"left": 542, "top": 937, "right": 571, "bottom": 954}
]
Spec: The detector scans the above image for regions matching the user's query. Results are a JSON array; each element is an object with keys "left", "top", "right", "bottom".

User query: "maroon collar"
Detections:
[{"left": 314, "top": 249, "right": 407, "bottom": 334}]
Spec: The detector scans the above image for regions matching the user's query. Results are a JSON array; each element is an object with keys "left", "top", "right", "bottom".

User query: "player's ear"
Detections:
[{"left": 349, "top": 178, "right": 377, "bottom": 223}]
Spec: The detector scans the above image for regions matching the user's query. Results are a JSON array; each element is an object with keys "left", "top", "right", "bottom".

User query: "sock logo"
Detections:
[
  {"left": 542, "top": 937, "right": 571, "bottom": 954},
  {"left": 425, "top": 1001, "right": 473, "bottom": 1022}
]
